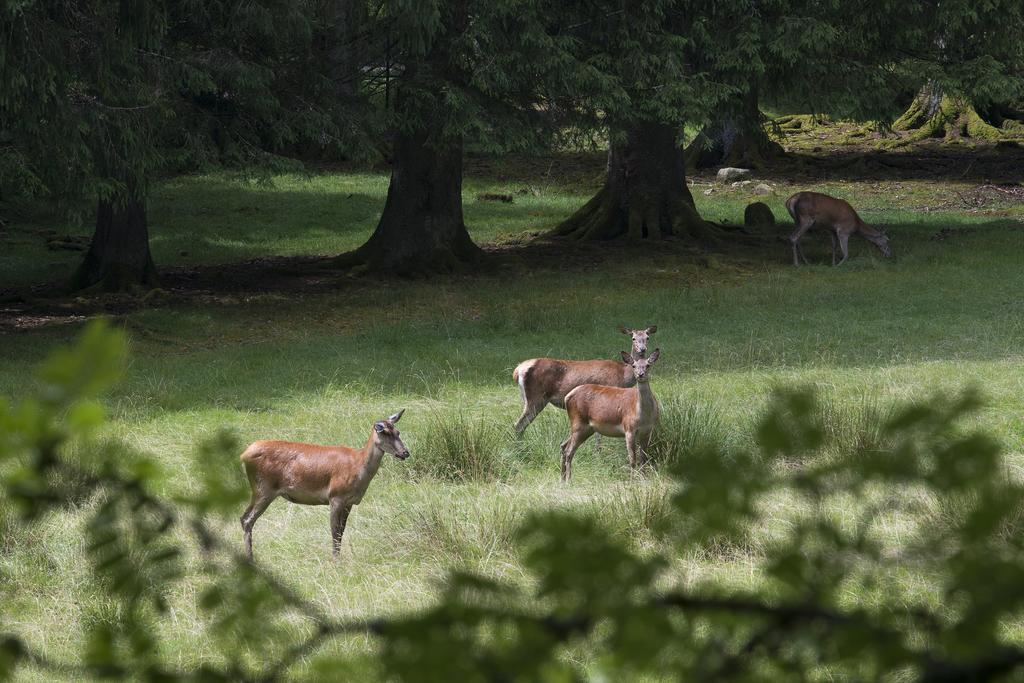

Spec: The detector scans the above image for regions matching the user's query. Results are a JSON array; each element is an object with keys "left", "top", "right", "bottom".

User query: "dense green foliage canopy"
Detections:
[
  {"left": 0, "top": 0, "right": 344, "bottom": 214},
  {"left": 2, "top": 0, "right": 1024, "bottom": 280}
]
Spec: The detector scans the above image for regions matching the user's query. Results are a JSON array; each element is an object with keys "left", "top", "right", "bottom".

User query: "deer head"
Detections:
[
  {"left": 619, "top": 325, "right": 658, "bottom": 358},
  {"left": 866, "top": 226, "right": 892, "bottom": 258},
  {"left": 373, "top": 409, "right": 410, "bottom": 459},
  {"left": 620, "top": 348, "right": 660, "bottom": 382}
]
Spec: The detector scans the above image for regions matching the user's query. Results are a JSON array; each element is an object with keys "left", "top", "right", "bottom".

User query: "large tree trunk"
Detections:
[
  {"left": 338, "top": 129, "right": 480, "bottom": 274},
  {"left": 71, "top": 190, "right": 157, "bottom": 291},
  {"left": 684, "top": 87, "right": 783, "bottom": 169},
  {"left": 552, "top": 122, "right": 718, "bottom": 242},
  {"left": 327, "top": 0, "right": 364, "bottom": 101},
  {"left": 336, "top": 0, "right": 480, "bottom": 274},
  {"left": 892, "top": 83, "right": 1009, "bottom": 144}
]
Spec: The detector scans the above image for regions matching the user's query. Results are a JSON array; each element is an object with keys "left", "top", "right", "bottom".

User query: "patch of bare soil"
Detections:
[
  {"left": 456, "top": 141, "right": 1024, "bottom": 187},
  {"left": 0, "top": 255, "right": 339, "bottom": 332},
  {"left": 943, "top": 184, "right": 1024, "bottom": 211},
  {"left": 690, "top": 140, "right": 1024, "bottom": 184},
  {"left": 929, "top": 226, "right": 977, "bottom": 241}
]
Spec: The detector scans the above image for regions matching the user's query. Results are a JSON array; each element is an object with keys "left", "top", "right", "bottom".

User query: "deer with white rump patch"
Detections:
[
  {"left": 512, "top": 326, "right": 657, "bottom": 435},
  {"left": 559, "top": 349, "right": 661, "bottom": 483},
  {"left": 786, "top": 191, "right": 892, "bottom": 266},
  {"left": 239, "top": 410, "right": 410, "bottom": 560}
]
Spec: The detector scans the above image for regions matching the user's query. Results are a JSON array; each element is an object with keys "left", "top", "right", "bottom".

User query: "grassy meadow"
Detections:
[{"left": 2, "top": 152, "right": 1024, "bottom": 678}]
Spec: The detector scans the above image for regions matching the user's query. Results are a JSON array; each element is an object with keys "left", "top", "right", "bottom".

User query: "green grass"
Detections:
[
  {"left": 2, "top": 155, "right": 1024, "bottom": 679},
  {"left": 0, "top": 160, "right": 590, "bottom": 286}
]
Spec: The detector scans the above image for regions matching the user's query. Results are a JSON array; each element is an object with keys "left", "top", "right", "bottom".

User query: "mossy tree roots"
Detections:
[
  {"left": 71, "top": 192, "right": 158, "bottom": 292},
  {"left": 337, "top": 129, "right": 482, "bottom": 275},
  {"left": 552, "top": 122, "right": 722, "bottom": 244},
  {"left": 893, "top": 86, "right": 1020, "bottom": 144}
]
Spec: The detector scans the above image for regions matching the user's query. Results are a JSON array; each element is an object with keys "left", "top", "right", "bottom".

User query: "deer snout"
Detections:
[{"left": 394, "top": 446, "right": 411, "bottom": 460}]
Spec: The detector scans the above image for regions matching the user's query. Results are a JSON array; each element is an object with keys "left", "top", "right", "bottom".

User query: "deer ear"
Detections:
[
  {"left": 618, "top": 325, "right": 631, "bottom": 335},
  {"left": 646, "top": 325, "right": 657, "bottom": 334},
  {"left": 620, "top": 351, "right": 633, "bottom": 364},
  {"left": 647, "top": 348, "right": 660, "bottom": 363},
  {"left": 388, "top": 409, "right": 405, "bottom": 423},
  {"left": 374, "top": 422, "right": 386, "bottom": 433}
]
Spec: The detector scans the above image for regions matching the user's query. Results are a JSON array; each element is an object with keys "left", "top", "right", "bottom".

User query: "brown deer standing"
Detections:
[
  {"left": 786, "top": 191, "right": 892, "bottom": 266},
  {"left": 239, "top": 410, "right": 409, "bottom": 560},
  {"left": 559, "top": 350, "right": 660, "bottom": 483},
  {"left": 512, "top": 326, "right": 656, "bottom": 435}
]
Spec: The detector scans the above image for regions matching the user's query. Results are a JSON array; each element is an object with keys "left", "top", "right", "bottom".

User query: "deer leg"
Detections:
[
  {"left": 560, "top": 426, "right": 593, "bottom": 484},
  {"left": 241, "top": 489, "right": 276, "bottom": 561},
  {"left": 789, "top": 219, "right": 813, "bottom": 267},
  {"left": 637, "top": 430, "right": 654, "bottom": 468},
  {"left": 830, "top": 232, "right": 838, "bottom": 266},
  {"left": 514, "top": 399, "right": 545, "bottom": 435},
  {"left": 625, "top": 431, "right": 638, "bottom": 469},
  {"left": 559, "top": 436, "right": 571, "bottom": 482},
  {"left": 836, "top": 232, "right": 850, "bottom": 266},
  {"left": 329, "top": 497, "right": 353, "bottom": 559}
]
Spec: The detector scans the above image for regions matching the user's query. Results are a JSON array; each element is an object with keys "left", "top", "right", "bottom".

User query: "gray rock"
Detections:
[
  {"left": 753, "top": 183, "right": 773, "bottom": 195},
  {"left": 717, "top": 167, "right": 752, "bottom": 183}
]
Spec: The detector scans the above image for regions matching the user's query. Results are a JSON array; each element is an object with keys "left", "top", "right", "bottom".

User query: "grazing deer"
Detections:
[
  {"left": 786, "top": 191, "right": 892, "bottom": 266},
  {"left": 512, "top": 326, "right": 657, "bottom": 435},
  {"left": 239, "top": 410, "right": 409, "bottom": 560},
  {"left": 559, "top": 350, "right": 661, "bottom": 483}
]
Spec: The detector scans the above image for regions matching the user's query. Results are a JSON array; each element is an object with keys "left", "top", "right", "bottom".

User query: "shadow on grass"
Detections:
[
  {"left": 0, "top": 211, "right": 1019, "bottom": 420},
  {"left": 459, "top": 145, "right": 1024, "bottom": 186},
  {"left": 149, "top": 184, "right": 385, "bottom": 264},
  {"left": 2, "top": 213, "right": 1019, "bottom": 314},
  {"left": 728, "top": 143, "right": 1024, "bottom": 184}
]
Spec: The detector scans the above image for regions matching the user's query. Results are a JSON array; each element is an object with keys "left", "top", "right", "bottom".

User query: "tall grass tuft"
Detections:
[
  {"left": 408, "top": 411, "right": 511, "bottom": 482},
  {"left": 413, "top": 504, "right": 471, "bottom": 558},
  {"left": 410, "top": 492, "right": 526, "bottom": 563},
  {"left": 646, "top": 397, "right": 729, "bottom": 470},
  {"left": 607, "top": 483, "right": 673, "bottom": 538},
  {"left": 817, "top": 391, "right": 895, "bottom": 457}
]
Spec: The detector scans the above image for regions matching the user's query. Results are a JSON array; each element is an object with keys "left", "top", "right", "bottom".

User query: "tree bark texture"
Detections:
[
  {"left": 553, "top": 122, "right": 718, "bottom": 243},
  {"left": 72, "top": 190, "right": 158, "bottom": 291}
]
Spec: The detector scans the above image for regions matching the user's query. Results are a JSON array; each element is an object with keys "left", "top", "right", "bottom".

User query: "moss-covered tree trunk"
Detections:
[
  {"left": 684, "top": 87, "right": 783, "bottom": 169},
  {"left": 71, "top": 188, "right": 158, "bottom": 292},
  {"left": 893, "top": 83, "right": 1007, "bottom": 143},
  {"left": 552, "top": 122, "right": 717, "bottom": 242},
  {"left": 339, "top": 128, "right": 480, "bottom": 274},
  {"left": 979, "top": 101, "right": 1024, "bottom": 135}
]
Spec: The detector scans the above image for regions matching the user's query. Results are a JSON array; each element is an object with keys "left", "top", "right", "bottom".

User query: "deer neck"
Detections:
[
  {"left": 623, "top": 362, "right": 638, "bottom": 385},
  {"left": 356, "top": 434, "right": 387, "bottom": 483},
  {"left": 635, "top": 380, "right": 656, "bottom": 418},
  {"left": 858, "top": 219, "right": 879, "bottom": 237}
]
